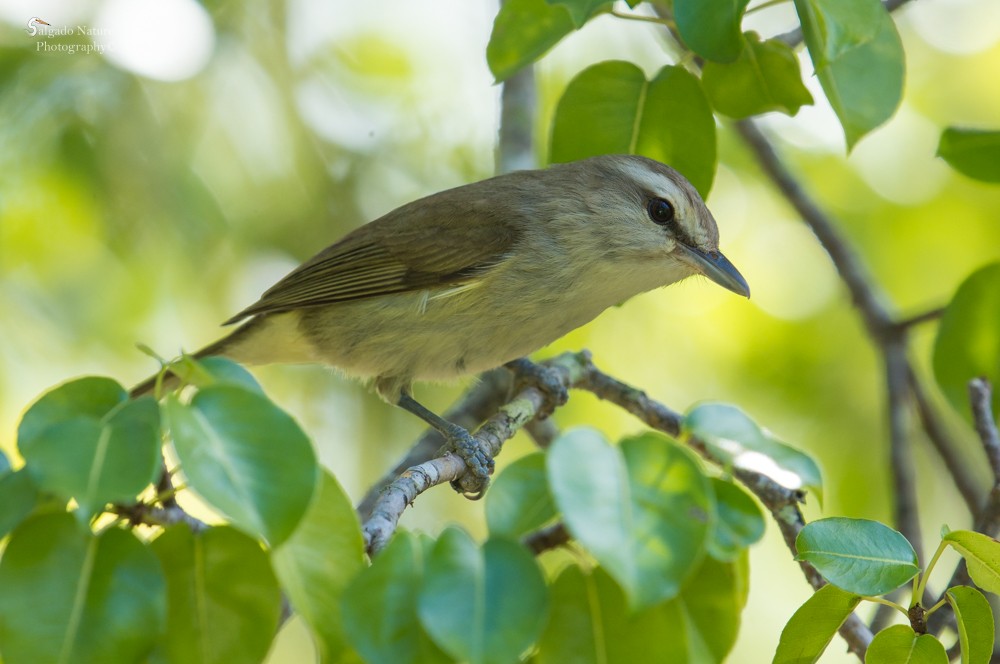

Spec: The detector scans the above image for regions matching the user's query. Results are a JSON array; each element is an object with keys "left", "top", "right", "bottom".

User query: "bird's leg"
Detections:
[
  {"left": 396, "top": 392, "right": 493, "bottom": 498},
  {"left": 504, "top": 357, "right": 569, "bottom": 419}
]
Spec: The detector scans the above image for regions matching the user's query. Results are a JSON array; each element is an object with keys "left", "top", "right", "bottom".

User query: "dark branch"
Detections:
[
  {"left": 907, "top": 367, "right": 983, "bottom": 515},
  {"left": 969, "top": 378, "right": 1000, "bottom": 481}
]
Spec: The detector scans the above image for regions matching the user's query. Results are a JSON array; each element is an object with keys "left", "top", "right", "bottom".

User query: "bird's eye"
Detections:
[{"left": 647, "top": 198, "right": 675, "bottom": 227}]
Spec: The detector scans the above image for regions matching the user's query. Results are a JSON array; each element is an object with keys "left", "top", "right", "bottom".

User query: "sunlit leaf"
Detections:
[
  {"left": 0, "top": 469, "right": 39, "bottom": 538},
  {"left": 0, "top": 513, "right": 165, "bottom": 664},
  {"left": 937, "top": 128, "right": 1000, "bottom": 183},
  {"left": 487, "top": 0, "right": 574, "bottom": 81},
  {"left": 933, "top": 262, "right": 1000, "bottom": 420},
  {"left": 546, "top": 0, "right": 610, "bottom": 27},
  {"left": 702, "top": 33, "right": 813, "bottom": 118},
  {"left": 793, "top": 0, "right": 904, "bottom": 148},
  {"left": 194, "top": 356, "right": 264, "bottom": 394},
  {"left": 418, "top": 528, "right": 548, "bottom": 664},
  {"left": 772, "top": 584, "right": 861, "bottom": 664},
  {"left": 536, "top": 565, "right": 688, "bottom": 663},
  {"left": 341, "top": 531, "right": 451, "bottom": 664},
  {"left": 547, "top": 428, "right": 711, "bottom": 609},
  {"left": 674, "top": 0, "right": 750, "bottom": 62},
  {"left": 17, "top": 376, "right": 126, "bottom": 451},
  {"left": 150, "top": 524, "right": 281, "bottom": 664},
  {"left": 165, "top": 386, "right": 318, "bottom": 546},
  {"left": 272, "top": 470, "right": 365, "bottom": 663},
  {"left": 708, "top": 478, "right": 765, "bottom": 561},
  {"left": 685, "top": 403, "right": 822, "bottom": 499},
  {"left": 795, "top": 518, "right": 918, "bottom": 595},
  {"left": 485, "top": 452, "right": 556, "bottom": 538},
  {"left": 946, "top": 586, "right": 993, "bottom": 664},
  {"left": 20, "top": 397, "right": 161, "bottom": 515},
  {"left": 677, "top": 553, "right": 749, "bottom": 662},
  {"left": 865, "top": 625, "right": 947, "bottom": 663},
  {"left": 550, "top": 61, "right": 716, "bottom": 196},
  {"left": 943, "top": 530, "right": 1000, "bottom": 595}
]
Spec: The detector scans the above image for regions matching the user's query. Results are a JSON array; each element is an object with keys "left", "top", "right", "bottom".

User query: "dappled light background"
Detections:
[{"left": 2, "top": 0, "right": 1000, "bottom": 661}]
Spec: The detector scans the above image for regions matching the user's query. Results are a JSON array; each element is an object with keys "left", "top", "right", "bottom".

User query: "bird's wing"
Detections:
[{"left": 223, "top": 186, "right": 523, "bottom": 325}]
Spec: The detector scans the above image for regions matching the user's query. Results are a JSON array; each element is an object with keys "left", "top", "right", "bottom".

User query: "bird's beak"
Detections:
[{"left": 678, "top": 244, "right": 750, "bottom": 298}]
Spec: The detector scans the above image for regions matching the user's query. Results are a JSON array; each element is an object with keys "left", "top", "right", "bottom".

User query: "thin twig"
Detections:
[
  {"left": 355, "top": 369, "right": 511, "bottom": 520},
  {"left": 886, "top": 342, "right": 923, "bottom": 563},
  {"left": 928, "top": 380, "right": 1000, "bottom": 635},
  {"left": 523, "top": 523, "right": 570, "bottom": 554},
  {"left": 894, "top": 306, "right": 945, "bottom": 331},
  {"left": 969, "top": 378, "right": 1000, "bottom": 481},
  {"left": 573, "top": 354, "right": 871, "bottom": 658},
  {"left": 907, "top": 366, "right": 983, "bottom": 515},
  {"left": 361, "top": 353, "right": 586, "bottom": 554}
]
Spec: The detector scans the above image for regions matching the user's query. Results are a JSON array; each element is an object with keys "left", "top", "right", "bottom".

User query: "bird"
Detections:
[{"left": 132, "top": 154, "right": 749, "bottom": 493}]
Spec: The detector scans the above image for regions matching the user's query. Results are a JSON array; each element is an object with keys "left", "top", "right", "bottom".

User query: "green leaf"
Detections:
[
  {"left": 708, "top": 477, "right": 765, "bottom": 561},
  {"left": 485, "top": 452, "right": 556, "bottom": 538},
  {"left": 17, "top": 376, "right": 126, "bottom": 451},
  {"left": 772, "top": 584, "right": 862, "bottom": 664},
  {"left": 795, "top": 518, "right": 918, "bottom": 595},
  {"left": 938, "top": 128, "right": 1000, "bottom": 183},
  {"left": 793, "top": 0, "right": 905, "bottom": 148},
  {"left": 487, "top": 0, "right": 574, "bottom": 81},
  {"left": 943, "top": 530, "right": 1000, "bottom": 595},
  {"left": 946, "top": 586, "right": 993, "bottom": 664},
  {"left": 341, "top": 531, "right": 451, "bottom": 664},
  {"left": 933, "top": 263, "right": 1000, "bottom": 420},
  {"left": 674, "top": 0, "right": 750, "bottom": 62},
  {"left": 685, "top": 403, "right": 823, "bottom": 500},
  {"left": 0, "top": 513, "right": 166, "bottom": 664},
  {"left": 547, "top": 428, "right": 711, "bottom": 609},
  {"left": 21, "top": 397, "right": 161, "bottom": 515},
  {"left": 546, "top": 0, "right": 610, "bottom": 27},
  {"left": 0, "top": 448, "right": 10, "bottom": 475},
  {"left": 864, "top": 625, "right": 947, "bottom": 663},
  {"left": 165, "top": 386, "right": 318, "bottom": 546},
  {"left": 0, "top": 469, "right": 40, "bottom": 538},
  {"left": 549, "top": 62, "right": 717, "bottom": 196},
  {"left": 536, "top": 565, "right": 688, "bottom": 663},
  {"left": 272, "top": 470, "right": 366, "bottom": 663},
  {"left": 195, "top": 356, "right": 265, "bottom": 394},
  {"left": 702, "top": 33, "right": 814, "bottom": 118},
  {"left": 150, "top": 524, "right": 281, "bottom": 664},
  {"left": 418, "top": 528, "right": 549, "bottom": 664},
  {"left": 677, "top": 553, "right": 749, "bottom": 663}
]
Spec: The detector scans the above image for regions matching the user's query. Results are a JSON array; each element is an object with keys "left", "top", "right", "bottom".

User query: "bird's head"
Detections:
[{"left": 562, "top": 154, "right": 750, "bottom": 298}]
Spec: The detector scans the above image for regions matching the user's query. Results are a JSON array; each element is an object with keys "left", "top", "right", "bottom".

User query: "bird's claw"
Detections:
[
  {"left": 505, "top": 357, "right": 569, "bottom": 419},
  {"left": 445, "top": 427, "right": 493, "bottom": 499}
]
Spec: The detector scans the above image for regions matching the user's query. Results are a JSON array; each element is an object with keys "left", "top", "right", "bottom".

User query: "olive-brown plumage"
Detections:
[{"left": 132, "top": 154, "right": 749, "bottom": 491}]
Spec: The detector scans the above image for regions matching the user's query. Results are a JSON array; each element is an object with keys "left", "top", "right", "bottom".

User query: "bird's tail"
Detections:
[{"left": 128, "top": 321, "right": 258, "bottom": 399}]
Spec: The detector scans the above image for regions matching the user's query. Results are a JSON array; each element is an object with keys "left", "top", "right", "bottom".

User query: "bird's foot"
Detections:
[
  {"left": 441, "top": 423, "right": 494, "bottom": 499},
  {"left": 505, "top": 357, "right": 569, "bottom": 419},
  {"left": 395, "top": 392, "right": 494, "bottom": 498}
]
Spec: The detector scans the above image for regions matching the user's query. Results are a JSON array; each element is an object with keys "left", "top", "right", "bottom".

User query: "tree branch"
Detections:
[
  {"left": 907, "top": 366, "right": 983, "bottom": 515},
  {"left": 355, "top": 369, "right": 512, "bottom": 520},
  {"left": 358, "top": 350, "right": 874, "bottom": 655},
  {"left": 361, "top": 352, "right": 586, "bottom": 554},
  {"left": 970, "top": 378, "right": 1000, "bottom": 481}
]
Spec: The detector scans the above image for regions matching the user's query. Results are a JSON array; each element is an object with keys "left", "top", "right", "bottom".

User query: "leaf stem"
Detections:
[
  {"left": 923, "top": 597, "right": 948, "bottom": 617},
  {"left": 914, "top": 539, "right": 948, "bottom": 605},
  {"left": 746, "top": 0, "right": 793, "bottom": 16},
  {"left": 610, "top": 10, "right": 674, "bottom": 27},
  {"left": 861, "top": 595, "right": 908, "bottom": 615}
]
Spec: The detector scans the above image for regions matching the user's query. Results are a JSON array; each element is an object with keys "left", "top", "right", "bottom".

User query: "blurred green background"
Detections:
[{"left": 2, "top": 0, "right": 1000, "bottom": 660}]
